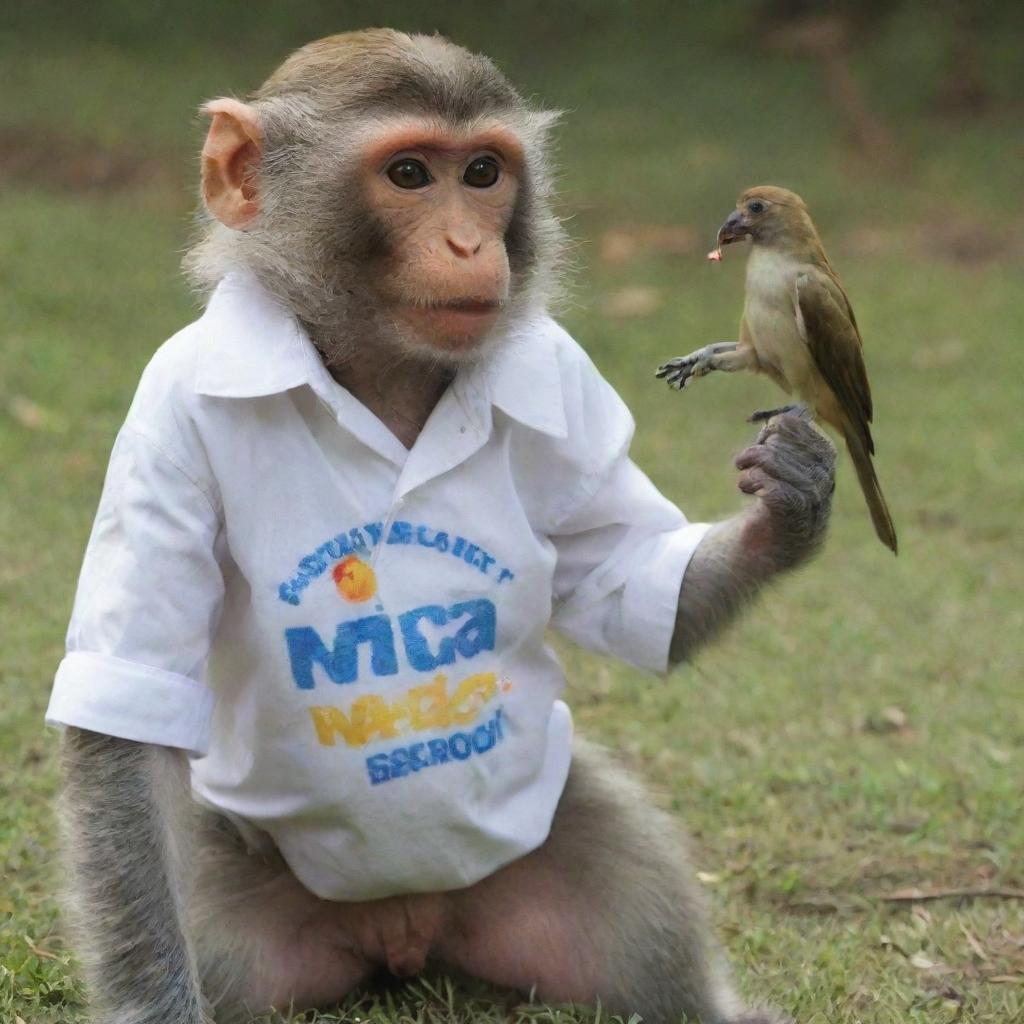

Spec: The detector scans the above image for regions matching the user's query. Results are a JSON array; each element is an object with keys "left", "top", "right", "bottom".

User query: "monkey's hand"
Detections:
[
  {"left": 669, "top": 408, "right": 834, "bottom": 665},
  {"left": 734, "top": 407, "right": 836, "bottom": 573}
]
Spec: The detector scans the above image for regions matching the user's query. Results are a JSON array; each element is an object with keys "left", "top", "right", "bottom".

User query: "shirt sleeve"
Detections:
[
  {"left": 46, "top": 425, "right": 225, "bottom": 755},
  {"left": 546, "top": 352, "right": 711, "bottom": 675}
]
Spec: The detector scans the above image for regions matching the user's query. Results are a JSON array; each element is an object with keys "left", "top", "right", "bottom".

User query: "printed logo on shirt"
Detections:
[
  {"left": 277, "top": 519, "right": 515, "bottom": 606},
  {"left": 332, "top": 555, "right": 377, "bottom": 602},
  {"left": 309, "top": 671, "right": 510, "bottom": 788},
  {"left": 365, "top": 707, "right": 507, "bottom": 785},
  {"left": 285, "top": 596, "right": 497, "bottom": 689},
  {"left": 280, "top": 524, "right": 517, "bottom": 786},
  {"left": 308, "top": 670, "right": 510, "bottom": 747},
  {"left": 307, "top": 667, "right": 513, "bottom": 787}
]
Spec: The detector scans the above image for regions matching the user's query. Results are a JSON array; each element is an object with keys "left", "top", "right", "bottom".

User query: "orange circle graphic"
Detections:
[{"left": 332, "top": 556, "right": 377, "bottom": 602}]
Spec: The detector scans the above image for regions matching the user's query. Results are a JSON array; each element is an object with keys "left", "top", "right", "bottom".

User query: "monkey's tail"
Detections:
[{"left": 843, "top": 427, "right": 898, "bottom": 554}]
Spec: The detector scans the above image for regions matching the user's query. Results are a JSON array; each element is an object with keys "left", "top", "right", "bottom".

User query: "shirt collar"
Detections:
[
  {"left": 194, "top": 271, "right": 312, "bottom": 398},
  {"left": 456, "top": 315, "right": 568, "bottom": 440},
  {"left": 194, "top": 271, "right": 567, "bottom": 440}
]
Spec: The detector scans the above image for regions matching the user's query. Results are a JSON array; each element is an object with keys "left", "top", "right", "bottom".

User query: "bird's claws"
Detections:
[
  {"left": 654, "top": 358, "right": 686, "bottom": 379},
  {"left": 656, "top": 352, "right": 711, "bottom": 391}
]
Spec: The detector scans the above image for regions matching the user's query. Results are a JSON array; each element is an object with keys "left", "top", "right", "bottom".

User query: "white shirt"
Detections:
[{"left": 47, "top": 272, "right": 710, "bottom": 901}]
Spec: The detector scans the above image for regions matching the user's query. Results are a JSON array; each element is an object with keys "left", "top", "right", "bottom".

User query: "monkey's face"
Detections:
[
  {"left": 195, "top": 52, "right": 563, "bottom": 366},
  {"left": 357, "top": 119, "right": 524, "bottom": 360}
]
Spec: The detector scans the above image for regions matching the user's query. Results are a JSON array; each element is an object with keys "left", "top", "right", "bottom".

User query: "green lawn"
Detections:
[{"left": 2, "top": 6, "right": 1022, "bottom": 1024}]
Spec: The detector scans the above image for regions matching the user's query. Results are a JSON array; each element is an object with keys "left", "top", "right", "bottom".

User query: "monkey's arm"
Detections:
[
  {"left": 61, "top": 728, "right": 211, "bottom": 1024},
  {"left": 669, "top": 410, "right": 835, "bottom": 663},
  {"left": 47, "top": 422, "right": 227, "bottom": 1023}
]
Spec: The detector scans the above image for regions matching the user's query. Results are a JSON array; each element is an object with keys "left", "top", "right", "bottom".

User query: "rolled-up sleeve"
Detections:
[
  {"left": 545, "top": 348, "right": 711, "bottom": 676},
  {"left": 46, "top": 426, "right": 224, "bottom": 755},
  {"left": 549, "top": 454, "right": 710, "bottom": 676}
]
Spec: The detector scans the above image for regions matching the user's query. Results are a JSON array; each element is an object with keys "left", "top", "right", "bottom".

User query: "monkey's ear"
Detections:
[{"left": 200, "top": 98, "right": 263, "bottom": 230}]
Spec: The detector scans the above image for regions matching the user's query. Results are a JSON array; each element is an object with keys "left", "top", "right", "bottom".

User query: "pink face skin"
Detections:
[
  {"left": 359, "top": 121, "right": 525, "bottom": 358},
  {"left": 201, "top": 104, "right": 525, "bottom": 360}
]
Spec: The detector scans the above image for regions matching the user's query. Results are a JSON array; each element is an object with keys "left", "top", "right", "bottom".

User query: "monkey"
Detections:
[{"left": 49, "top": 30, "right": 836, "bottom": 1024}]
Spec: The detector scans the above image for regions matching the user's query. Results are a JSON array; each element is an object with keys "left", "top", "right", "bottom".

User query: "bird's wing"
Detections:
[{"left": 795, "top": 267, "right": 875, "bottom": 454}]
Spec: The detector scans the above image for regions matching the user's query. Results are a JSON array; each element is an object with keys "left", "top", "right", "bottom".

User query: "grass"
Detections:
[{"left": 2, "top": 6, "right": 1023, "bottom": 1023}]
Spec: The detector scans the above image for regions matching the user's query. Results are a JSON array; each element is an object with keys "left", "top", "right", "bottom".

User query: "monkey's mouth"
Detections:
[
  {"left": 422, "top": 298, "right": 502, "bottom": 314},
  {"left": 396, "top": 298, "right": 504, "bottom": 345}
]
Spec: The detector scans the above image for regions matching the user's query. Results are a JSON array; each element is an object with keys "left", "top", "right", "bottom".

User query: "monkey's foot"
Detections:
[
  {"left": 747, "top": 404, "right": 803, "bottom": 424},
  {"left": 656, "top": 350, "right": 715, "bottom": 390}
]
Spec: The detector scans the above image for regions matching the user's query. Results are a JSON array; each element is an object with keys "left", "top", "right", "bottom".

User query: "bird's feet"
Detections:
[
  {"left": 656, "top": 347, "right": 717, "bottom": 390},
  {"left": 747, "top": 403, "right": 803, "bottom": 424}
]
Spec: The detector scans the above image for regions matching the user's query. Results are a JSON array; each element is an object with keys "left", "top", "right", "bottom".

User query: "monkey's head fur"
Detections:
[
  {"left": 717, "top": 186, "right": 823, "bottom": 255},
  {"left": 185, "top": 29, "right": 566, "bottom": 367}
]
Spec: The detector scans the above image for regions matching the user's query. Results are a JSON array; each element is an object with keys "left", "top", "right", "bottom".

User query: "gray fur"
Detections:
[
  {"left": 59, "top": 728, "right": 211, "bottom": 1024},
  {"left": 63, "top": 733, "right": 781, "bottom": 1023},
  {"left": 58, "top": 731, "right": 797, "bottom": 1024},
  {"left": 536, "top": 739, "right": 745, "bottom": 1023},
  {"left": 187, "top": 814, "right": 291, "bottom": 1024},
  {"left": 671, "top": 409, "right": 835, "bottom": 664}
]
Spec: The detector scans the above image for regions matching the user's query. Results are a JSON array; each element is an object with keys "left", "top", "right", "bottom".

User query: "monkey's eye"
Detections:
[
  {"left": 463, "top": 156, "right": 500, "bottom": 188},
  {"left": 386, "top": 159, "right": 431, "bottom": 190},
  {"left": 747, "top": 200, "right": 766, "bottom": 215}
]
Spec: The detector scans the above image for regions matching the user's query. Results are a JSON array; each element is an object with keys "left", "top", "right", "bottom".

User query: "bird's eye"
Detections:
[
  {"left": 386, "top": 159, "right": 430, "bottom": 189},
  {"left": 748, "top": 200, "right": 766, "bottom": 215},
  {"left": 463, "top": 156, "right": 500, "bottom": 188}
]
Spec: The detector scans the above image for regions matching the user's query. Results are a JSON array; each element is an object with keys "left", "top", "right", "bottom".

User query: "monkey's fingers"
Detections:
[
  {"left": 740, "top": 413, "right": 836, "bottom": 506},
  {"left": 747, "top": 404, "right": 802, "bottom": 424},
  {"left": 735, "top": 441, "right": 829, "bottom": 492},
  {"left": 752, "top": 406, "right": 818, "bottom": 444},
  {"left": 734, "top": 445, "right": 768, "bottom": 471},
  {"left": 737, "top": 465, "right": 772, "bottom": 497}
]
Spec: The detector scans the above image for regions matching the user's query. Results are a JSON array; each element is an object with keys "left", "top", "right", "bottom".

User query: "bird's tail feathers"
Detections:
[{"left": 843, "top": 426, "right": 898, "bottom": 554}]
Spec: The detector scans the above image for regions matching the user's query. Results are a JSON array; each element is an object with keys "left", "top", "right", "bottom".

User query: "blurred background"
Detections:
[{"left": 1, "top": 3, "right": 1022, "bottom": 1022}]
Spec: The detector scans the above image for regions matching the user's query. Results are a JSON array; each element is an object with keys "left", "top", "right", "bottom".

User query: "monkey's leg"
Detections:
[
  {"left": 188, "top": 813, "right": 386, "bottom": 1023},
  {"left": 656, "top": 343, "right": 757, "bottom": 391},
  {"left": 436, "top": 739, "right": 786, "bottom": 1024}
]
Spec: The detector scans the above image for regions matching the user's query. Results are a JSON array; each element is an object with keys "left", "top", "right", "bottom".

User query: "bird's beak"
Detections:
[{"left": 717, "top": 211, "right": 749, "bottom": 246}]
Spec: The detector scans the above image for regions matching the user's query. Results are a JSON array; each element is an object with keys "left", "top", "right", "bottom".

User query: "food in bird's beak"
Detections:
[{"left": 707, "top": 247, "right": 723, "bottom": 262}]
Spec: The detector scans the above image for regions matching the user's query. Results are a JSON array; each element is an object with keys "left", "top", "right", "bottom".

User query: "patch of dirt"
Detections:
[
  {"left": 599, "top": 224, "right": 700, "bottom": 265},
  {"left": 0, "top": 126, "right": 175, "bottom": 193},
  {"left": 843, "top": 217, "right": 1020, "bottom": 268},
  {"left": 602, "top": 285, "right": 664, "bottom": 318},
  {"left": 910, "top": 338, "right": 968, "bottom": 371}
]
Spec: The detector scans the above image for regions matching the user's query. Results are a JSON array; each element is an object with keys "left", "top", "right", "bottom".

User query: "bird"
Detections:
[{"left": 656, "top": 185, "right": 897, "bottom": 553}]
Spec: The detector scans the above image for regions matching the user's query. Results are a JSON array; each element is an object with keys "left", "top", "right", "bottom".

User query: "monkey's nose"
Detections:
[{"left": 445, "top": 230, "right": 483, "bottom": 258}]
